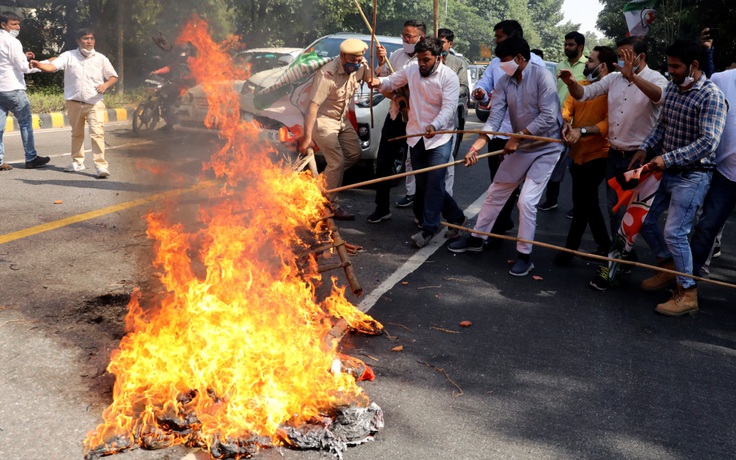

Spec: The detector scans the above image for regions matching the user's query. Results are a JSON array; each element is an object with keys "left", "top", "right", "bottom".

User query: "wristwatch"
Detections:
[{"left": 580, "top": 127, "right": 589, "bottom": 137}]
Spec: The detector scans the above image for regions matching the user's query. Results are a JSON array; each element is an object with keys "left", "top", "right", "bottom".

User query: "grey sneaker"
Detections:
[
  {"left": 411, "top": 230, "right": 436, "bottom": 248},
  {"left": 509, "top": 258, "right": 534, "bottom": 276},
  {"left": 396, "top": 195, "right": 414, "bottom": 208},
  {"left": 448, "top": 235, "right": 484, "bottom": 253}
]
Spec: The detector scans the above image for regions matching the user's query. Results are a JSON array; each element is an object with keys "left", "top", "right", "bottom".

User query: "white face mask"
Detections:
[
  {"left": 499, "top": 57, "right": 519, "bottom": 77},
  {"left": 403, "top": 42, "right": 416, "bottom": 55},
  {"left": 680, "top": 65, "right": 695, "bottom": 88},
  {"left": 79, "top": 48, "right": 95, "bottom": 58},
  {"left": 8, "top": 29, "right": 19, "bottom": 38}
]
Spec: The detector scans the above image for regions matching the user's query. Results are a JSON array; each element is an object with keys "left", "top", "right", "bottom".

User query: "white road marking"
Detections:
[
  {"left": 6, "top": 139, "right": 156, "bottom": 164},
  {"left": 357, "top": 192, "right": 487, "bottom": 313}
]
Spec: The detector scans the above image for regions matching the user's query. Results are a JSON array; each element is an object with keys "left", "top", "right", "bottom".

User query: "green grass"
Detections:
[{"left": 27, "top": 87, "right": 147, "bottom": 114}]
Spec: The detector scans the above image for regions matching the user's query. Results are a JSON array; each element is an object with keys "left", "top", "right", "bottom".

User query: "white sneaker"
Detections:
[
  {"left": 64, "top": 163, "right": 86, "bottom": 172},
  {"left": 96, "top": 167, "right": 110, "bottom": 178}
]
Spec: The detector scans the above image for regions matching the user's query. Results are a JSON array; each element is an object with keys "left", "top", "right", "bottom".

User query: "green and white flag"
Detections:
[{"left": 624, "top": 0, "right": 656, "bottom": 37}]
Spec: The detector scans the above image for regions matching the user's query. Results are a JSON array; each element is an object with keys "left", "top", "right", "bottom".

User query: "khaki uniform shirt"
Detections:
[{"left": 308, "top": 58, "right": 370, "bottom": 119}]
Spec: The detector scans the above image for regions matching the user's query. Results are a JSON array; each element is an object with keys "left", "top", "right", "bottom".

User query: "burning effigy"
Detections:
[{"left": 84, "top": 16, "right": 383, "bottom": 460}]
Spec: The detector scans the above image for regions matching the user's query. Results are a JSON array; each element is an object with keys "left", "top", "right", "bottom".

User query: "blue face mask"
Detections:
[{"left": 343, "top": 62, "right": 361, "bottom": 74}]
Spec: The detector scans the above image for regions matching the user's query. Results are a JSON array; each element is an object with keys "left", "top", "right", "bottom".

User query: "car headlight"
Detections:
[
  {"left": 358, "top": 126, "right": 369, "bottom": 137},
  {"left": 355, "top": 92, "right": 386, "bottom": 108}
]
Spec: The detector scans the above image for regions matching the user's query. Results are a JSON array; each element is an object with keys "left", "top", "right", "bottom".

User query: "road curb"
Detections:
[{"left": 3, "top": 107, "right": 134, "bottom": 132}]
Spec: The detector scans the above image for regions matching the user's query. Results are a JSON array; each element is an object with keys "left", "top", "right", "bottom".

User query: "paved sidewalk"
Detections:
[{"left": 3, "top": 106, "right": 134, "bottom": 131}]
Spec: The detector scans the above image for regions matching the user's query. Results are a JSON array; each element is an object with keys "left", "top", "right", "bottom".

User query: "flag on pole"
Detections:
[{"left": 623, "top": 0, "right": 656, "bottom": 37}]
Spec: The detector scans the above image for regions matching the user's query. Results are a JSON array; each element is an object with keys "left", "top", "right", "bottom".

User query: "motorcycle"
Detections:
[{"left": 132, "top": 77, "right": 166, "bottom": 134}]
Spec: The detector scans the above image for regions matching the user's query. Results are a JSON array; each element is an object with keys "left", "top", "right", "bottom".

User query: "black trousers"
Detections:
[
  {"left": 565, "top": 157, "right": 610, "bottom": 251},
  {"left": 486, "top": 137, "right": 518, "bottom": 233},
  {"left": 373, "top": 113, "right": 407, "bottom": 212}
]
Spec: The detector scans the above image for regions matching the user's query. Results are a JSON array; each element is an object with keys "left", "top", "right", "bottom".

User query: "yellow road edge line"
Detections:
[
  {"left": 32, "top": 114, "right": 41, "bottom": 129},
  {"left": 5, "top": 117, "right": 13, "bottom": 131},
  {"left": 0, "top": 179, "right": 219, "bottom": 246},
  {"left": 51, "top": 112, "right": 65, "bottom": 128},
  {"left": 115, "top": 108, "right": 128, "bottom": 121}
]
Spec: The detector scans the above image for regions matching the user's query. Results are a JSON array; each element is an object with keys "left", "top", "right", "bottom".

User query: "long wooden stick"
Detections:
[
  {"left": 369, "top": 0, "right": 376, "bottom": 128},
  {"left": 327, "top": 146, "right": 505, "bottom": 194},
  {"left": 433, "top": 0, "right": 440, "bottom": 36},
  {"left": 442, "top": 223, "right": 736, "bottom": 290},
  {"left": 352, "top": 0, "right": 394, "bottom": 73},
  {"left": 390, "top": 129, "right": 564, "bottom": 144}
]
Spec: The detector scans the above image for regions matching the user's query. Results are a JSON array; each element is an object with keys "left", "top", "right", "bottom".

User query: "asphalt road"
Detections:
[{"left": 1, "top": 114, "right": 735, "bottom": 460}]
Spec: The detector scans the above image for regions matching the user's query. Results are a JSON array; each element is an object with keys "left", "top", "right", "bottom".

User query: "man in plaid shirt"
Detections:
[{"left": 631, "top": 40, "right": 727, "bottom": 316}]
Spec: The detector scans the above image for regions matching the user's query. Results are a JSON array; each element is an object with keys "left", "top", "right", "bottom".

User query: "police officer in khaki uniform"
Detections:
[{"left": 300, "top": 38, "right": 371, "bottom": 220}]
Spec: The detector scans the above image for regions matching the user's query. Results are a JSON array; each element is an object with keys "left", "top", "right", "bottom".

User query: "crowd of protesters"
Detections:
[{"left": 301, "top": 17, "right": 734, "bottom": 318}]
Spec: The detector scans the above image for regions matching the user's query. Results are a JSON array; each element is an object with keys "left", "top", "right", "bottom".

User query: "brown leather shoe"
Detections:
[
  {"left": 0, "top": 163, "right": 13, "bottom": 171},
  {"left": 641, "top": 260, "right": 676, "bottom": 291},
  {"left": 655, "top": 285, "right": 698, "bottom": 316},
  {"left": 332, "top": 206, "right": 355, "bottom": 221}
]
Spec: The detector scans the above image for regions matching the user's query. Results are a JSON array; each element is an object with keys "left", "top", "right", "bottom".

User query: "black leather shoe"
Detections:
[{"left": 25, "top": 155, "right": 51, "bottom": 169}]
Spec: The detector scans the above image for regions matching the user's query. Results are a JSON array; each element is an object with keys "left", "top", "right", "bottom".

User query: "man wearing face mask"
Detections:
[
  {"left": 299, "top": 38, "right": 371, "bottom": 220},
  {"left": 470, "top": 20, "right": 546, "bottom": 247},
  {"left": 32, "top": 28, "right": 118, "bottom": 178},
  {"left": 449, "top": 36, "right": 564, "bottom": 277},
  {"left": 559, "top": 36, "right": 668, "bottom": 238},
  {"left": 438, "top": 28, "right": 469, "bottom": 166},
  {"left": 0, "top": 11, "right": 51, "bottom": 171},
  {"left": 368, "top": 20, "right": 424, "bottom": 223},
  {"left": 369, "top": 37, "right": 466, "bottom": 248},
  {"left": 632, "top": 40, "right": 727, "bottom": 316},
  {"left": 553, "top": 46, "right": 617, "bottom": 266},
  {"left": 539, "top": 31, "right": 587, "bottom": 212}
]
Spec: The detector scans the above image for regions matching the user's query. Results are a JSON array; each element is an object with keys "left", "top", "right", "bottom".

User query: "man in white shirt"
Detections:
[
  {"left": 369, "top": 37, "right": 466, "bottom": 248},
  {"left": 559, "top": 36, "right": 669, "bottom": 235},
  {"left": 0, "top": 11, "right": 50, "bottom": 170},
  {"left": 32, "top": 28, "right": 118, "bottom": 178}
]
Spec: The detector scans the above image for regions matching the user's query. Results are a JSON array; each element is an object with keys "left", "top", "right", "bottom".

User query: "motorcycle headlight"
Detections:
[{"left": 358, "top": 126, "right": 369, "bottom": 137}]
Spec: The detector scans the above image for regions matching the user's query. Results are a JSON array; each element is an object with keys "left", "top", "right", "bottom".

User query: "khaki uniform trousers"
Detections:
[
  {"left": 312, "top": 115, "right": 361, "bottom": 200},
  {"left": 66, "top": 99, "right": 108, "bottom": 169}
]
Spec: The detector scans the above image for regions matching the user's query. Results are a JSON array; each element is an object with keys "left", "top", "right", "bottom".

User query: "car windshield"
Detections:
[
  {"left": 303, "top": 36, "right": 402, "bottom": 59},
  {"left": 235, "top": 52, "right": 293, "bottom": 74}
]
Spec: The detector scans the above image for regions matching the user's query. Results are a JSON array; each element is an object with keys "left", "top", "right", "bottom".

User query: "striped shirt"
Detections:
[{"left": 640, "top": 74, "right": 727, "bottom": 169}]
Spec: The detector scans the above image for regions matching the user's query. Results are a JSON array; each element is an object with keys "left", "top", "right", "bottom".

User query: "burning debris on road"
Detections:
[{"left": 84, "top": 16, "right": 383, "bottom": 460}]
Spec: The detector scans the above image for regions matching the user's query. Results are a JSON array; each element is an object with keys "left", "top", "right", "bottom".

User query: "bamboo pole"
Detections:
[
  {"left": 433, "top": 0, "right": 440, "bottom": 36},
  {"left": 390, "top": 129, "right": 565, "bottom": 144},
  {"left": 442, "top": 222, "right": 736, "bottom": 290},
  {"left": 369, "top": 0, "right": 377, "bottom": 128},
  {"left": 327, "top": 147, "right": 507, "bottom": 194},
  {"left": 352, "top": 0, "right": 394, "bottom": 73}
]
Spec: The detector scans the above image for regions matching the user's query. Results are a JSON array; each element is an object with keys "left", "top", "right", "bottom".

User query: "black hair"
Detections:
[
  {"left": 493, "top": 20, "right": 523, "bottom": 39},
  {"left": 76, "top": 27, "right": 95, "bottom": 39},
  {"left": 531, "top": 48, "right": 544, "bottom": 59},
  {"left": 593, "top": 45, "right": 617, "bottom": 73},
  {"left": 1, "top": 11, "right": 21, "bottom": 25},
  {"left": 437, "top": 28, "right": 454, "bottom": 42},
  {"left": 616, "top": 36, "right": 648, "bottom": 59},
  {"left": 665, "top": 40, "right": 703, "bottom": 67},
  {"left": 404, "top": 20, "right": 426, "bottom": 36},
  {"left": 494, "top": 35, "right": 530, "bottom": 61},
  {"left": 565, "top": 31, "right": 585, "bottom": 47},
  {"left": 415, "top": 36, "right": 443, "bottom": 57}
]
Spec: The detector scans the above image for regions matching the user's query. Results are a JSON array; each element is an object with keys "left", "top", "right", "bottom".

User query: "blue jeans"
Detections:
[
  {"left": 410, "top": 139, "right": 464, "bottom": 234},
  {"left": 691, "top": 170, "right": 736, "bottom": 276},
  {"left": 639, "top": 170, "right": 712, "bottom": 289},
  {"left": 0, "top": 89, "right": 38, "bottom": 164}
]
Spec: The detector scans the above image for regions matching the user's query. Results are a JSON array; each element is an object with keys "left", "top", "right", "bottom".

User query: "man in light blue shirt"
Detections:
[
  {"left": 470, "top": 20, "right": 546, "bottom": 245},
  {"left": 451, "top": 36, "right": 564, "bottom": 277}
]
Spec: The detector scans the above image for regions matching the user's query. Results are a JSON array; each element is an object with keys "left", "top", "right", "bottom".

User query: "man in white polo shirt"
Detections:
[{"left": 32, "top": 27, "right": 118, "bottom": 178}]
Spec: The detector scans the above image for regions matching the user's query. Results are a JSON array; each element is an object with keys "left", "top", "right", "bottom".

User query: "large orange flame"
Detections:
[{"left": 84, "top": 16, "right": 381, "bottom": 457}]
